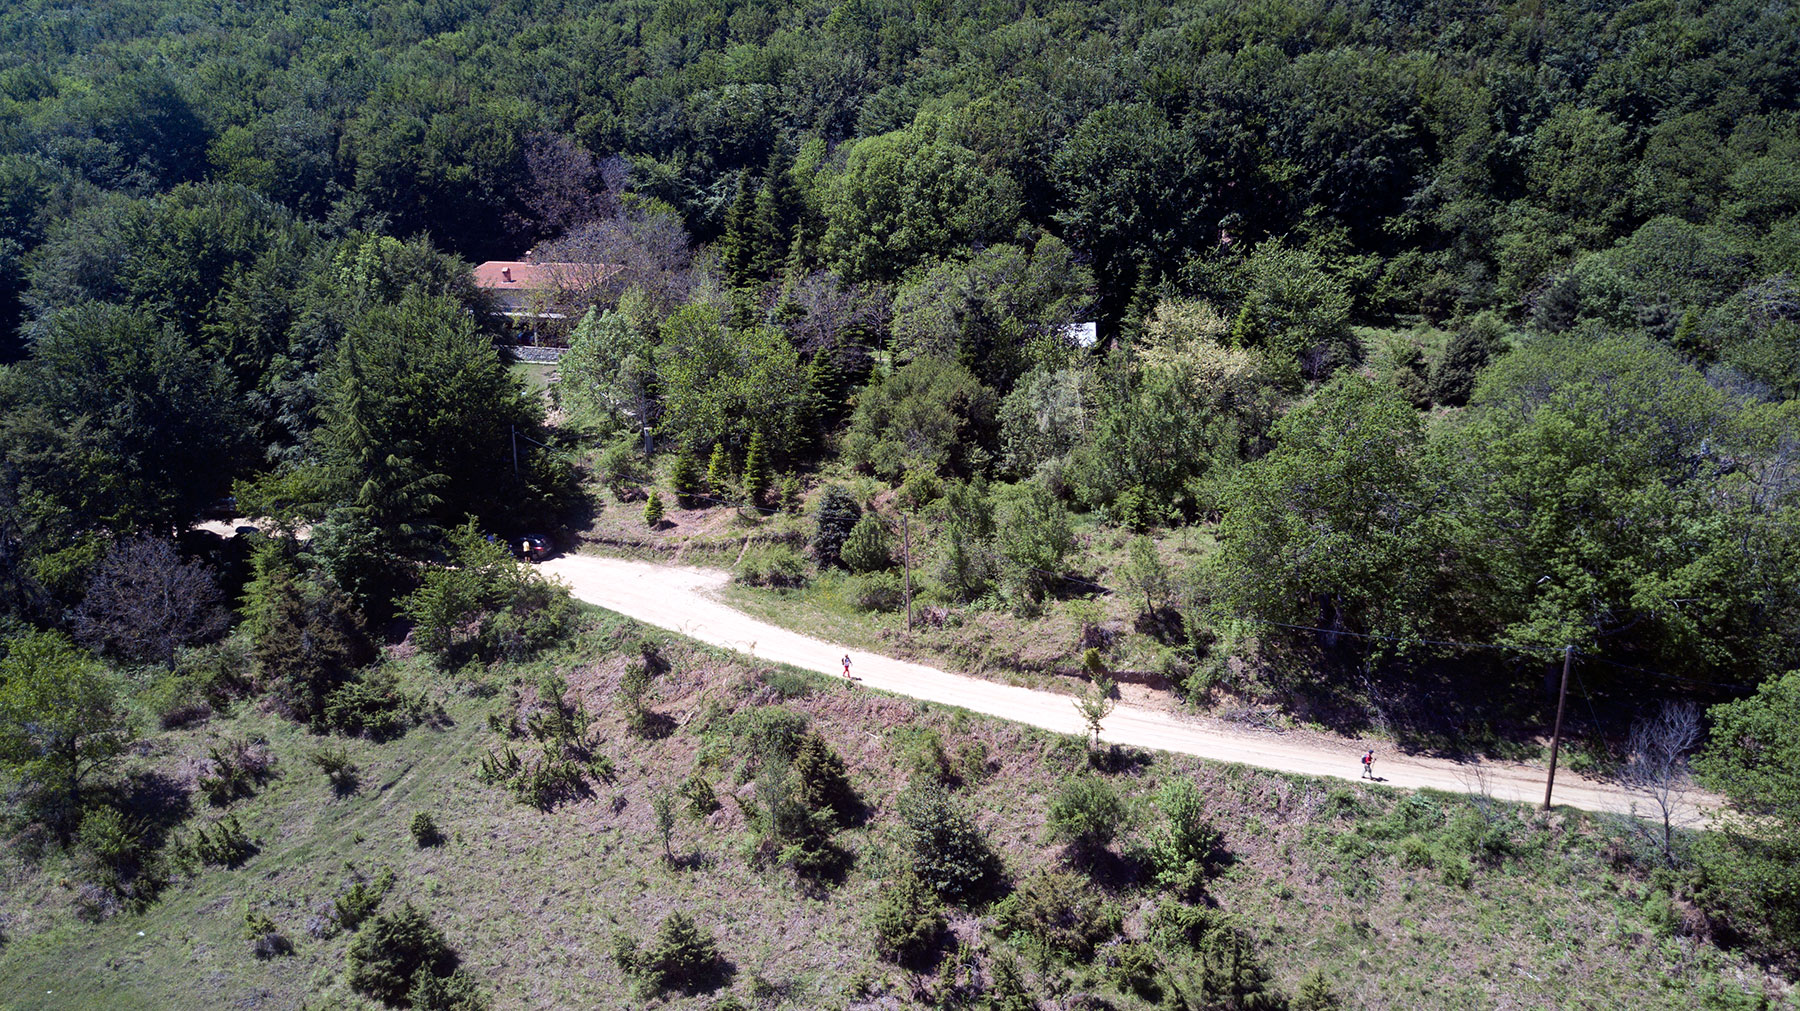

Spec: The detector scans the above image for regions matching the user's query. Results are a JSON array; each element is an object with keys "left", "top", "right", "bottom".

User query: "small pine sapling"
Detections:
[{"left": 1074, "top": 676, "right": 1116, "bottom": 749}]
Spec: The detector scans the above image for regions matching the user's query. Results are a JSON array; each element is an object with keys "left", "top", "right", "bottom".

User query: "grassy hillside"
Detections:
[{"left": 0, "top": 607, "right": 1786, "bottom": 1010}]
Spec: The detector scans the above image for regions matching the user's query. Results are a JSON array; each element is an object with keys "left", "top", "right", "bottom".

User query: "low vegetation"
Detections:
[{"left": 0, "top": 612, "right": 1790, "bottom": 1008}]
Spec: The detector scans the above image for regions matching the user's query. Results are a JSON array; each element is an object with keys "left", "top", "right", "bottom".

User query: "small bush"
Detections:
[
  {"left": 334, "top": 867, "right": 396, "bottom": 933},
  {"left": 847, "top": 570, "right": 905, "bottom": 612},
  {"left": 777, "top": 472, "right": 804, "bottom": 514},
  {"left": 994, "top": 869, "right": 1121, "bottom": 962},
  {"left": 598, "top": 439, "right": 650, "bottom": 499},
  {"left": 679, "top": 771, "right": 719, "bottom": 818},
  {"left": 510, "top": 752, "right": 589, "bottom": 809},
  {"left": 898, "top": 469, "right": 943, "bottom": 510},
  {"left": 410, "top": 812, "right": 443, "bottom": 847},
  {"left": 191, "top": 814, "right": 256, "bottom": 868},
  {"left": 1440, "top": 854, "right": 1474, "bottom": 889},
  {"left": 955, "top": 741, "right": 990, "bottom": 784},
  {"left": 897, "top": 782, "right": 1005, "bottom": 906},
  {"left": 198, "top": 736, "right": 277, "bottom": 806},
  {"left": 345, "top": 902, "right": 457, "bottom": 1005},
  {"left": 643, "top": 491, "right": 666, "bottom": 527},
  {"left": 733, "top": 545, "right": 809, "bottom": 588},
  {"left": 324, "top": 671, "right": 410, "bottom": 740},
  {"left": 840, "top": 514, "right": 894, "bottom": 573},
  {"left": 78, "top": 806, "right": 143, "bottom": 877},
  {"left": 735, "top": 706, "right": 812, "bottom": 769},
  {"left": 791, "top": 733, "right": 860, "bottom": 827},
  {"left": 811, "top": 486, "right": 862, "bottom": 568},
  {"left": 245, "top": 909, "right": 292, "bottom": 959},
  {"left": 870, "top": 871, "right": 946, "bottom": 966},
  {"left": 1147, "top": 778, "right": 1224, "bottom": 897},
  {"left": 407, "top": 965, "right": 490, "bottom": 1011},
  {"left": 893, "top": 728, "right": 953, "bottom": 785},
  {"left": 615, "top": 911, "right": 731, "bottom": 997},
  {"left": 1294, "top": 969, "right": 1343, "bottom": 1011},
  {"left": 1045, "top": 775, "right": 1129, "bottom": 855},
  {"left": 309, "top": 745, "right": 360, "bottom": 795},
  {"left": 1397, "top": 834, "right": 1435, "bottom": 869}
]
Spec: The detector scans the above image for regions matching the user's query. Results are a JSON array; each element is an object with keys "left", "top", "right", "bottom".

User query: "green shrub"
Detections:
[
  {"left": 598, "top": 438, "right": 649, "bottom": 499},
  {"left": 1440, "top": 854, "right": 1474, "bottom": 889},
  {"left": 198, "top": 736, "right": 276, "bottom": 806},
  {"left": 897, "top": 781, "right": 1005, "bottom": 906},
  {"left": 1397, "top": 834, "right": 1435, "bottom": 869},
  {"left": 345, "top": 902, "right": 458, "bottom": 1005},
  {"left": 333, "top": 866, "right": 395, "bottom": 933},
  {"left": 840, "top": 514, "right": 894, "bottom": 573},
  {"left": 955, "top": 741, "right": 990, "bottom": 784},
  {"left": 615, "top": 911, "right": 730, "bottom": 997},
  {"left": 1147, "top": 778, "right": 1224, "bottom": 897},
  {"left": 410, "top": 812, "right": 442, "bottom": 847},
  {"left": 994, "top": 869, "right": 1121, "bottom": 962},
  {"left": 1105, "top": 940, "right": 1163, "bottom": 1000},
  {"left": 777, "top": 472, "right": 804, "bottom": 514},
  {"left": 1293, "top": 968, "right": 1343, "bottom": 1010},
  {"left": 893, "top": 727, "right": 953, "bottom": 785},
  {"left": 679, "top": 771, "right": 720, "bottom": 819},
  {"left": 1320, "top": 788, "right": 1364, "bottom": 820},
  {"left": 643, "top": 491, "right": 666, "bottom": 527},
  {"left": 753, "top": 764, "right": 848, "bottom": 880},
  {"left": 78, "top": 806, "right": 142, "bottom": 876},
  {"left": 510, "top": 752, "right": 588, "bottom": 809},
  {"left": 898, "top": 469, "right": 943, "bottom": 510},
  {"left": 324, "top": 671, "right": 410, "bottom": 740},
  {"left": 810, "top": 486, "right": 862, "bottom": 568},
  {"left": 1045, "top": 774, "right": 1129, "bottom": 855},
  {"left": 143, "top": 639, "right": 251, "bottom": 728},
  {"left": 734, "top": 706, "right": 812, "bottom": 770},
  {"left": 475, "top": 745, "right": 522, "bottom": 785},
  {"left": 245, "top": 908, "right": 291, "bottom": 958},
  {"left": 191, "top": 814, "right": 256, "bottom": 868},
  {"left": 869, "top": 871, "right": 945, "bottom": 966},
  {"left": 407, "top": 965, "right": 490, "bottom": 1011},
  {"left": 792, "top": 733, "right": 859, "bottom": 827},
  {"left": 733, "top": 545, "right": 809, "bottom": 588},
  {"left": 847, "top": 570, "right": 905, "bottom": 612},
  {"left": 309, "top": 745, "right": 360, "bottom": 794}
]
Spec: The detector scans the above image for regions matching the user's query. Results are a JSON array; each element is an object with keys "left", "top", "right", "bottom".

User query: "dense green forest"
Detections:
[{"left": 1, "top": 0, "right": 1800, "bottom": 1001}]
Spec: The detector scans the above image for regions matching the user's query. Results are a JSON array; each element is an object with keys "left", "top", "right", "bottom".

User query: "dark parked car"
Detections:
[{"left": 512, "top": 534, "right": 551, "bottom": 561}]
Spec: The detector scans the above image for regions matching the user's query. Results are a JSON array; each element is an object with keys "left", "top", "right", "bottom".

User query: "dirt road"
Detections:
[{"left": 541, "top": 553, "right": 1704, "bottom": 820}]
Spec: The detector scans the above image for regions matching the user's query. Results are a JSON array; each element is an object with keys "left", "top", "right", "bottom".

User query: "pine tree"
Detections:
[
  {"left": 669, "top": 449, "right": 699, "bottom": 507},
  {"left": 742, "top": 431, "right": 771, "bottom": 505},
  {"left": 1428, "top": 312, "right": 1508, "bottom": 407},
  {"left": 799, "top": 349, "right": 842, "bottom": 459},
  {"left": 1229, "top": 301, "right": 1259, "bottom": 349},
  {"left": 751, "top": 146, "right": 800, "bottom": 279},
  {"left": 705, "top": 443, "right": 731, "bottom": 501},
  {"left": 643, "top": 491, "right": 665, "bottom": 528},
  {"left": 1122, "top": 258, "right": 1158, "bottom": 342},
  {"left": 720, "top": 170, "right": 757, "bottom": 289}
]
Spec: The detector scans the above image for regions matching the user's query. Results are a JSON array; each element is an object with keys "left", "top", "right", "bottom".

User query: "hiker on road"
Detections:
[{"left": 1361, "top": 750, "right": 1375, "bottom": 779}]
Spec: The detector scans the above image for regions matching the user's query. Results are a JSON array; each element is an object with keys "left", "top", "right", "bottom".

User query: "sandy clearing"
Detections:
[{"left": 543, "top": 553, "right": 1706, "bottom": 820}]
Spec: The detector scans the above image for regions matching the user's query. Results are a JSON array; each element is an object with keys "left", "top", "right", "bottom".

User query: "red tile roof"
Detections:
[{"left": 471, "top": 261, "right": 615, "bottom": 290}]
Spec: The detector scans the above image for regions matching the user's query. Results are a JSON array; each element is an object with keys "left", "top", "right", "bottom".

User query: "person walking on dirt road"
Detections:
[
  {"left": 1361, "top": 749, "right": 1375, "bottom": 779},
  {"left": 842, "top": 654, "right": 853, "bottom": 680}
]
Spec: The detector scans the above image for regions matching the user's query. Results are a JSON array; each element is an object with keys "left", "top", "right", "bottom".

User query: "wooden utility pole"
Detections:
[
  {"left": 511, "top": 426, "right": 520, "bottom": 476},
  {"left": 901, "top": 513, "right": 914, "bottom": 632},
  {"left": 1543, "top": 645, "right": 1574, "bottom": 810}
]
